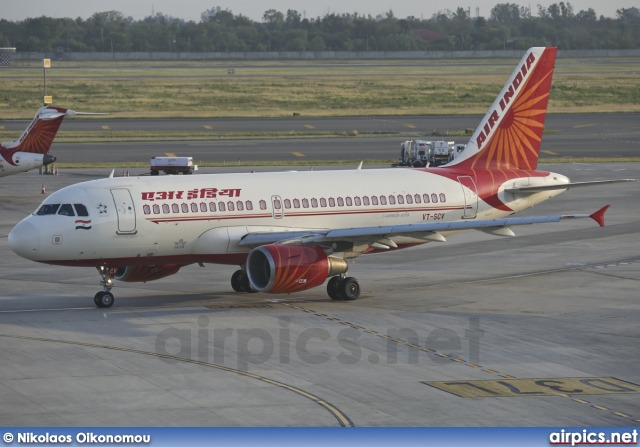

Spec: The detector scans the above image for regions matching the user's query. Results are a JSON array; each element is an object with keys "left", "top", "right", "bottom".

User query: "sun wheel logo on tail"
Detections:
[{"left": 456, "top": 47, "right": 557, "bottom": 171}]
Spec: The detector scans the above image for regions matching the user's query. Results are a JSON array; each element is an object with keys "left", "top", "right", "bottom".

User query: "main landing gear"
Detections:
[
  {"left": 231, "top": 269, "right": 258, "bottom": 293},
  {"left": 94, "top": 266, "right": 115, "bottom": 308},
  {"left": 327, "top": 275, "right": 360, "bottom": 301}
]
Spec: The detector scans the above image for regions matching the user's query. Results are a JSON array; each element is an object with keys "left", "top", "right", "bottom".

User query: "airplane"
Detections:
[
  {"left": 0, "top": 106, "right": 76, "bottom": 177},
  {"left": 8, "top": 47, "right": 635, "bottom": 308}
]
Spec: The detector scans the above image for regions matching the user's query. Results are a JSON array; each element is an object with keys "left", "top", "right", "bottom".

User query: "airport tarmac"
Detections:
[{"left": 0, "top": 163, "right": 638, "bottom": 426}]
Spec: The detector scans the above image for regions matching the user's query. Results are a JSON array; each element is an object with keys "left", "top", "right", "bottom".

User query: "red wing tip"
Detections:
[{"left": 590, "top": 205, "right": 610, "bottom": 227}]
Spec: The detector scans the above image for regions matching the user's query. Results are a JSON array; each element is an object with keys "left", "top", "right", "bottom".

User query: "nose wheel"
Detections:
[{"left": 95, "top": 266, "right": 115, "bottom": 308}]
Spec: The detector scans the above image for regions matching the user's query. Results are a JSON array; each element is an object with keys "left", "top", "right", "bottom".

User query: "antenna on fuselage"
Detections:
[
  {"left": 108, "top": 169, "right": 114, "bottom": 179},
  {"left": 357, "top": 161, "right": 363, "bottom": 171}
]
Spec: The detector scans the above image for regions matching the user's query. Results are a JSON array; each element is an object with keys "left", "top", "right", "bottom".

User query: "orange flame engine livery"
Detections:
[{"left": 247, "top": 245, "right": 348, "bottom": 294}]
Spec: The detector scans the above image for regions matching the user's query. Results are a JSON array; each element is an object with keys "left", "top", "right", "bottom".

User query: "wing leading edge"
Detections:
[{"left": 239, "top": 206, "right": 611, "bottom": 248}]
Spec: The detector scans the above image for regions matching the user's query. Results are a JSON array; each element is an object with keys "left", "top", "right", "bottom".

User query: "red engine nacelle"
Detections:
[
  {"left": 112, "top": 264, "right": 182, "bottom": 282},
  {"left": 246, "top": 244, "right": 348, "bottom": 294}
]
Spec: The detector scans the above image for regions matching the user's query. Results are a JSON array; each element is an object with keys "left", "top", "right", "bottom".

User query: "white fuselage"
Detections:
[{"left": 9, "top": 167, "right": 568, "bottom": 267}]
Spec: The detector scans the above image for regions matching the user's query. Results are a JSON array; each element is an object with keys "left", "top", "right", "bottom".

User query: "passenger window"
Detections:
[
  {"left": 173, "top": 204, "right": 180, "bottom": 213},
  {"left": 363, "top": 196, "right": 370, "bottom": 206},
  {"left": 219, "top": 202, "right": 226, "bottom": 212},
  {"left": 329, "top": 198, "right": 336, "bottom": 207},
  {"left": 246, "top": 201, "right": 253, "bottom": 211},
  {"left": 345, "top": 197, "right": 352, "bottom": 206},
  {"left": 431, "top": 194, "right": 438, "bottom": 203},
  {"left": 153, "top": 204, "right": 160, "bottom": 214},
  {"left": 397, "top": 195, "right": 404, "bottom": 205},
  {"left": 414, "top": 194, "right": 421, "bottom": 204},
  {"left": 259, "top": 200, "right": 267, "bottom": 210},
  {"left": 354, "top": 197, "right": 361, "bottom": 206},
  {"left": 191, "top": 203, "right": 198, "bottom": 212},
  {"left": 74, "top": 204, "right": 89, "bottom": 217},
  {"left": 389, "top": 196, "right": 396, "bottom": 205},
  {"left": 423, "top": 194, "right": 430, "bottom": 203},
  {"left": 200, "top": 203, "right": 207, "bottom": 212},
  {"left": 380, "top": 196, "right": 387, "bottom": 205},
  {"left": 227, "top": 201, "right": 235, "bottom": 211},
  {"left": 371, "top": 196, "right": 378, "bottom": 205},
  {"left": 311, "top": 198, "right": 318, "bottom": 208},
  {"left": 209, "top": 202, "right": 216, "bottom": 212},
  {"left": 163, "top": 204, "right": 170, "bottom": 214},
  {"left": 439, "top": 193, "right": 446, "bottom": 203},
  {"left": 302, "top": 199, "right": 309, "bottom": 208},
  {"left": 182, "top": 203, "right": 189, "bottom": 213},
  {"left": 406, "top": 194, "right": 413, "bottom": 204},
  {"left": 237, "top": 201, "right": 244, "bottom": 211},
  {"left": 337, "top": 197, "right": 344, "bottom": 207},
  {"left": 57, "top": 204, "right": 75, "bottom": 216},
  {"left": 293, "top": 199, "right": 300, "bottom": 208},
  {"left": 284, "top": 199, "right": 291, "bottom": 209},
  {"left": 143, "top": 205, "right": 151, "bottom": 215},
  {"left": 320, "top": 198, "right": 327, "bottom": 207}
]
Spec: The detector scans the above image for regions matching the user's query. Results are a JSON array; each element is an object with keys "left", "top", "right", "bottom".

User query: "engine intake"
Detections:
[
  {"left": 246, "top": 245, "right": 348, "bottom": 294},
  {"left": 113, "top": 264, "right": 181, "bottom": 282}
]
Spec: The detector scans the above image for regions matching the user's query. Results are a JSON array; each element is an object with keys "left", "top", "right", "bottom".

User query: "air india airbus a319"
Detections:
[{"left": 8, "top": 47, "right": 635, "bottom": 308}]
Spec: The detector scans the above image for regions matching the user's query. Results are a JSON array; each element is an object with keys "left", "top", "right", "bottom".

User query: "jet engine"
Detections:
[
  {"left": 246, "top": 244, "right": 348, "bottom": 293},
  {"left": 112, "top": 264, "right": 181, "bottom": 282}
]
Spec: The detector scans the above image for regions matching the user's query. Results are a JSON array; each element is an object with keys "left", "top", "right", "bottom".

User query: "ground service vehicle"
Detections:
[{"left": 150, "top": 157, "right": 198, "bottom": 175}]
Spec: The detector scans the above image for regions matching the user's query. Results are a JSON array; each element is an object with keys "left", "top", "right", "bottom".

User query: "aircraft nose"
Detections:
[{"left": 8, "top": 221, "right": 40, "bottom": 259}]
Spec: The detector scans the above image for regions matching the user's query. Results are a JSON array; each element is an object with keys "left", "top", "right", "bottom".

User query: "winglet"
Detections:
[{"left": 590, "top": 205, "right": 610, "bottom": 227}]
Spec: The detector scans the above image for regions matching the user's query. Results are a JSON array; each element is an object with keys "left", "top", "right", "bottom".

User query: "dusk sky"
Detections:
[{"left": 2, "top": 0, "right": 635, "bottom": 22}]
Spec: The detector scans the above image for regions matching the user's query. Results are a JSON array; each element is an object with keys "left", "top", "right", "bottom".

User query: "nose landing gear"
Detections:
[{"left": 94, "top": 266, "right": 115, "bottom": 308}]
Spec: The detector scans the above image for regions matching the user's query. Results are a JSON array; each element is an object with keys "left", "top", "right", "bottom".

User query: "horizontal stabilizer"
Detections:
[{"left": 505, "top": 179, "right": 636, "bottom": 193}]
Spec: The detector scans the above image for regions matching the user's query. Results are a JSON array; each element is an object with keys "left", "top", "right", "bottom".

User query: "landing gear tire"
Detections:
[
  {"left": 338, "top": 277, "right": 360, "bottom": 300},
  {"left": 94, "top": 291, "right": 114, "bottom": 308},
  {"left": 231, "top": 269, "right": 258, "bottom": 293},
  {"left": 150, "top": 170, "right": 159, "bottom": 176},
  {"left": 241, "top": 273, "right": 258, "bottom": 293},
  {"left": 327, "top": 276, "right": 342, "bottom": 300},
  {"left": 231, "top": 270, "right": 245, "bottom": 292}
]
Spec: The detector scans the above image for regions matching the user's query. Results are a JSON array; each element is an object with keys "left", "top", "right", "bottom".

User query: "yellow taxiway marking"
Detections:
[
  {"left": 423, "top": 377, "right": 640, "bottom": 398},
  {"left": 203, "top": 125, "right": 213, "bottom": 129},
  {"left": 541, "top": 150, "right": 558, "bottom": 155},
  {"left": 404, "top": 123, "right": 416, "bottom": 129},
  {"left": 165, "top": 152, "right": 177, "bottom": 157},
  {"left": 292, "top": 152, "right": 305, "bottom": 157},
  {"left": 574, "top": 124, "right": 595, "bottom": 128},
  {"left": 304, "top": 124, "right": 315, "bottom": 129},
  {"left": 101, "top": 125, "right": 110, "bottom": 130}
]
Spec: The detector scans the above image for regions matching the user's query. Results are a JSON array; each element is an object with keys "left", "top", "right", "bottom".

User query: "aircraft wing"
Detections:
[
  {"left": 505, "top": 179, "right": 635, "bottom": 193},
  {"left": 239, "top": 206, "right": 610, "bottom": 249}
]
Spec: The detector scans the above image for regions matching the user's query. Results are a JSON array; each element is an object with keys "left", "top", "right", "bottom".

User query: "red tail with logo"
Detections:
[{"left": 448, "top": 47, "right": 557, "bottom": 171}]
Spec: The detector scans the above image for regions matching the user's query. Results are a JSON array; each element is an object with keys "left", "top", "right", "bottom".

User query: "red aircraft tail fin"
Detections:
[
  {"left": 447, "top": 47, "right": 557, "bottom": 171},
  {"left": 0, "top": 106, "right": 73, "bottom": 154}
]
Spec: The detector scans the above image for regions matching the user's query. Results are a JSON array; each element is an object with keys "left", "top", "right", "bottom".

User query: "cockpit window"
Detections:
[
  {"left": 74, "top": 204, "right": 89, "bottom": 217},
  {"left": 36, "top": 204, "right": 60, "bottom": 215},
  {"left": 58, "top": 204, "right": 76, "bottom": 216}
]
